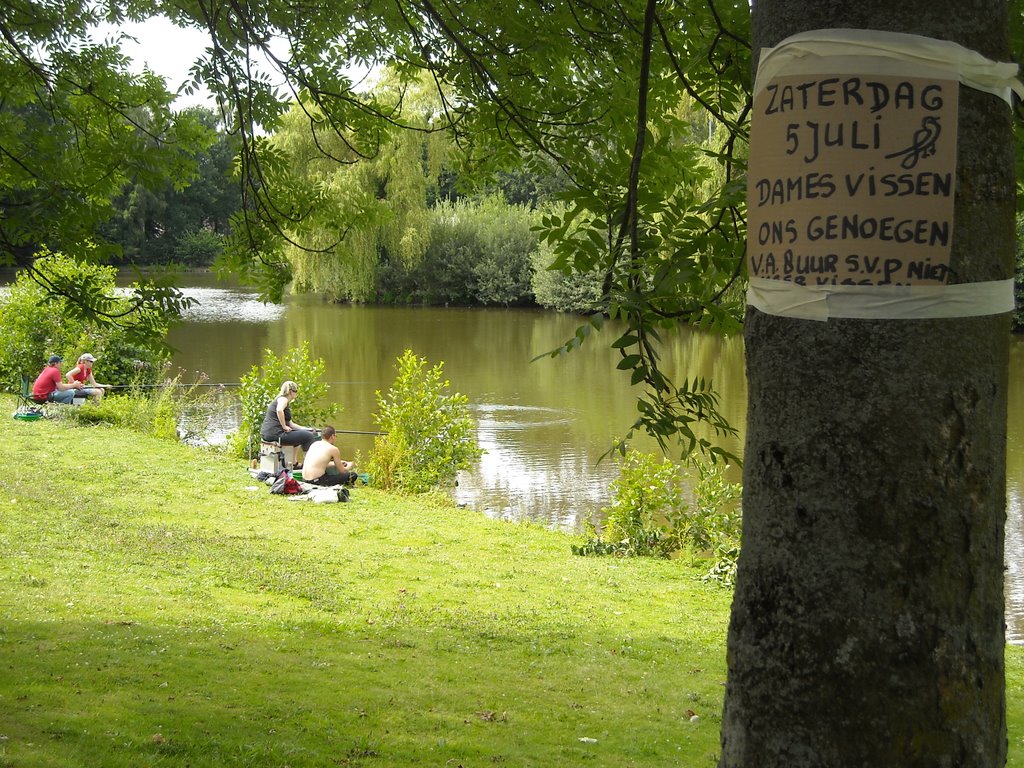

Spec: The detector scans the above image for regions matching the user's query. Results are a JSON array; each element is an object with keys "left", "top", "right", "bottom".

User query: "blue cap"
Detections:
[{"left": 47, "top": 355, "right": 62, "bottom": 364}]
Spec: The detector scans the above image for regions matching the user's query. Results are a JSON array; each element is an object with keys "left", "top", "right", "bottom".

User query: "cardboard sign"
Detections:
[{"left": 747, "top": 73, "right": 958, "bottom": 286}]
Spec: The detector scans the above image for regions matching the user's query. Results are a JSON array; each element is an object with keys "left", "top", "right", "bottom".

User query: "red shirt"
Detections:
[
  {"left": 70, "top": 365, "right": 91, "bottom": 384},
  {"left": 32, "top": 366, "right": 62, "bottom": 400}
]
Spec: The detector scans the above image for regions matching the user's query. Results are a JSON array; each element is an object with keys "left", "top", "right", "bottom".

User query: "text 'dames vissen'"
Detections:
[{"left": 747, "top": 71, "right": 958, "bottom": 286}]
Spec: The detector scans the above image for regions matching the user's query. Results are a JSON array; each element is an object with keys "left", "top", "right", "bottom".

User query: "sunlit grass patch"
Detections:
[{"left": 7, "top": 406, "right": 1023, "bottom": 766}]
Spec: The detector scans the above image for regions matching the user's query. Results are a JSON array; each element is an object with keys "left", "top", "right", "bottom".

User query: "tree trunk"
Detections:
[{"left": 720, "top": 1, "right": 1013, "bottom": 766}]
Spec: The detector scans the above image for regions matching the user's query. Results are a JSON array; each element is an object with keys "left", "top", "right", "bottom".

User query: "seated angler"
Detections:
[
  {"left": 66, "top": 353, "right": 109, "bottom": 402},
  {"left": 260, "top": 380, "right": 319, "bottom": 454},
  {"left": 300, "top": 426, "right": 358, "bottom": 487},
  {"left": 31, "top": 355, "right": 85, "bottom": 404}
]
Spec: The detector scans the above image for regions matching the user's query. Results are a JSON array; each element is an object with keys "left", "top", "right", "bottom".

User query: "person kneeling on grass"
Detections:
[{"left": 301, "top": 426, "right": 358, "bottom": 486}]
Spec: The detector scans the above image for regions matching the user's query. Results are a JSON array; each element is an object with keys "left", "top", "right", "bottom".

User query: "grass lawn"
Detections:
[{"left": 2, "top": 409, "right": 1023, "bottom": 766}]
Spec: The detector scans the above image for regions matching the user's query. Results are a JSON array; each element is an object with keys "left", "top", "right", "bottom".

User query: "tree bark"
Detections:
[{"left": 720, "top": 1, "right": 1013, "bottom": 766}]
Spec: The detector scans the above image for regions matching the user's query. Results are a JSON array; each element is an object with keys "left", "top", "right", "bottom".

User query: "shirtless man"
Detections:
[{"left": 301, "top": 426, "right": 358, "bottom": 486}]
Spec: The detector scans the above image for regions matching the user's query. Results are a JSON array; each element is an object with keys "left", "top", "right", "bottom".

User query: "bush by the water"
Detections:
[
  {"left": 573, "top": 449, "right": 742, "bottom": 584},
  {"left": 377, "top": 196, "right": 537, "bottom": 306},
  {"left": 367, "top": 349, "right": 482, "bottom": 493},
  {"left": 229, "top": 342, "right": 339, "bottom": 459},
  {"left": 0, "top": 253, "right": 169, "bottom": 392},
  {"left": 529, "top": 204, "right": 604, "bottom": 314}
]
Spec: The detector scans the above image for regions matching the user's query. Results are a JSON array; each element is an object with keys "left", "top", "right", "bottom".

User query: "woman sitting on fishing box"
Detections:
[
  {"left": 260, "top": 380, "right": 319, "bottom": 454},
  {"left": 66, "top": 353, "right": 109, "bottom": 402}
]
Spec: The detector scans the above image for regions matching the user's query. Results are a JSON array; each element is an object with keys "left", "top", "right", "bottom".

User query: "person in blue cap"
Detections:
[{"left": 31, "top": 355, "right": 85, "bottom": 404}]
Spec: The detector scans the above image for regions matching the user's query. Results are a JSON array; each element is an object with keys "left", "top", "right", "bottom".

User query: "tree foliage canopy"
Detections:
[
  {"left": 99, "top": 107, "right": 241, "bottom": 266},
  {"left": 0, "top": 0, "right": 216, "bottom": 337}
]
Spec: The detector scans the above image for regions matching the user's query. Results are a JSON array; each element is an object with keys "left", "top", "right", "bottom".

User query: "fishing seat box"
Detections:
[{"left": 259, "top": 441, "right": 300, "bottom": 473}]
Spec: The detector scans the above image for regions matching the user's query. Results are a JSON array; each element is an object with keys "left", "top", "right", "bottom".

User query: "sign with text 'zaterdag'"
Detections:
[{"left": 747, "top": 72, "right": 958, "bottom": 287}]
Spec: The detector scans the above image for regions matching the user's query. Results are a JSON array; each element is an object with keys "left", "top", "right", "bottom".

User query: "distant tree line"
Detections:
[
  {"left": 98, "top": 84, "right": 606, "bottom": 312},
  {"left": 99, "top": 91, "right": 1024, "bottom": 327},
  {"left": 100, "top": 108, "right": 241, "bottom": 268}
]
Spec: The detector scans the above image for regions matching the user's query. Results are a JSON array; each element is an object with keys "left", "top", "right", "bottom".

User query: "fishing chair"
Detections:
[
  {"left": 13, "top": 374, "right": 44, "bottom": 419},
  {"left": 13, "top": 374, "right": 86, "bottom": 419},
  {"left": 258, "top": 440, "right": 300, "bottom": 473}
]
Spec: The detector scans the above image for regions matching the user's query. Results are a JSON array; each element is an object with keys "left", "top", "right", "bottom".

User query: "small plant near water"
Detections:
[
  {"left": 60, "top": 368, "right": 226, "bottom": 442},
  {"left": 593, "top": 449, "right": 684, "bottom": 557},
  {"left": 229, "top": 342, "right": 339, "bottom": 459},
  {"left": 367, "top": 349, "right": 482, "bottom": 493},
  {"left": 573, "top": 448, "right": 742, "bottom": 584}
]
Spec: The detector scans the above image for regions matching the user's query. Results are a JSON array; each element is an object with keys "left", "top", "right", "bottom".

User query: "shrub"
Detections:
[
  {"left": 59, "top": 369, "right": 223, "bottom": 442},
  {"left": 0, "top": 253, "right": 168, "bottom": 393},
  {"left": 367, "top": 350, "right": 482, "bottom": 493},
  {"left": 669, "top": 461, "right": 743, "bottom": 586},
  {"left": 229, "top": 342, "right": 339, "bottom": 459},
  {"left": 378, "top": 196, "right": 539, "bottom": 306},
  {"left": 573, "top": 449, "right": 742, "bottom": 584},
  {"left": 529, "top": 206, "right": 604, "bottom": 313},
  {"left": 665, "top": 460, "right": 743, "bottom": 554},
  {"left": 467, "top": 196, "right": 536, "bottom": 305},
  {"left": 174, "top": 229, "right": 225, "bottom": 267},
  {"left": 600, "top": 450, "right": 684, "bottom": 557}
]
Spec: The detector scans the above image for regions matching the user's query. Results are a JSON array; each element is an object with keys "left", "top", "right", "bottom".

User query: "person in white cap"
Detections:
[{"left": 65, "top": 353, "right": 109, "bottom": 401}]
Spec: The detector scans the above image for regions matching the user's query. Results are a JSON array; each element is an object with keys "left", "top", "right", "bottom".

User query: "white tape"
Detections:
[
  {"left": 747, "top": 277, "right": 1015, "bottom": 321},
  {"left": 755, "top": 29, "right": 1024, "bottom": 105}
]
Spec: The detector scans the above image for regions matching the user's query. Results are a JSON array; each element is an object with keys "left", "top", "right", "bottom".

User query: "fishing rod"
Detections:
[
  {"left": 103, "top": 384, "right": 387, "bottom": 435},
  {"left": 106, "top": 382, "right": 240, "bottom": 389},
  {"left": 106, "top": 381, "right": 369, "bottom": 389}
]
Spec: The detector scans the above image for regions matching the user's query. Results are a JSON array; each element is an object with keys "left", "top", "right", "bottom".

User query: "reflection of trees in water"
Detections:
[
  {"left": 169, "top": 320, "right": 273, "bottom": 385},
  {"left": 1005, "top": 339, "right": 1024, "bottom": 642},
  {"left": 1005, "top": 488, "right": 1024, "bottom": 643},
  {"left": 177, "top": 391, "right": 242, "bottom": 446},
  {"left": 461, "top": 431, "right": 616, "bottom": 532},
  {"left": 467, "top": 401, "right": 613, "bottom": 531}
]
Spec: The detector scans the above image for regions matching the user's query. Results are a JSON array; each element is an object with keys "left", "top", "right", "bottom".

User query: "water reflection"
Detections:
[
  {"left": 1007, "top": 492, "right": 1024, "bottom": 644},
  {"left": 181, "top": 287, "right": 287, "bottom": 323},
  {"left": 467, "top": 402, "right": 612, "bottom": 529},
  {"left": 1004, "top": 340, "right": 1024, "bottom": 643}
]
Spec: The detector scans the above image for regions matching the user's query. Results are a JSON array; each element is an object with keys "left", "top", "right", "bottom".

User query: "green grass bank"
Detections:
[{"left": 2, "top": 412, "right": 1024, "bottom": 766}]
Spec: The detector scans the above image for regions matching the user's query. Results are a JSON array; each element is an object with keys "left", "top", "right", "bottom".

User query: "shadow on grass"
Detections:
[{"left": 0, "top": 616, "right": 724, "bottom": 768}]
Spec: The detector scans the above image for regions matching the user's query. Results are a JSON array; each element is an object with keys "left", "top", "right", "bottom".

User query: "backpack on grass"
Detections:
[{"left": 270, "top": 469, "right": 301, "bottom": 495}]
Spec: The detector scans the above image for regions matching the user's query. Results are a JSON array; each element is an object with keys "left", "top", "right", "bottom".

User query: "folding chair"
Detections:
[{"left": 13, "top": 374, "right": 44, "bottom": 420}]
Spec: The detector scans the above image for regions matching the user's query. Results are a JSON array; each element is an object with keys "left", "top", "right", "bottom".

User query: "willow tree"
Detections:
[{"left": 271, "top": 72, "right": 452, "bottom": 302}]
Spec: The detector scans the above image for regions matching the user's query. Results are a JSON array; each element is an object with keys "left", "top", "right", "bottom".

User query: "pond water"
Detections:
[
  {"left": 117, "top": 273, "right": 1024, "bottom": 642},
  {"left": 166, "top": 274, "right": 747, "bottom": 532}
]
